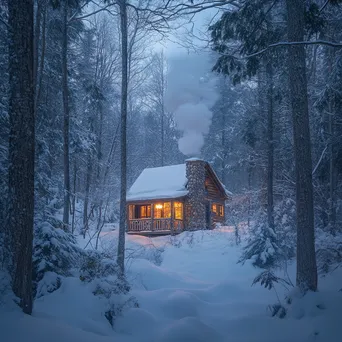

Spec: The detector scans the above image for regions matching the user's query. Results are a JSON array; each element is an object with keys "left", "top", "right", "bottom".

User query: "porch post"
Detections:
[
  {"left": 127, "top": 204, "right": 130, "bottom": 232},
  {"left": 171, "top": 201, "right": 174, "bottom": 234},
  {"left": 151, "top": 203, "right": 154, "bottom": 231}
]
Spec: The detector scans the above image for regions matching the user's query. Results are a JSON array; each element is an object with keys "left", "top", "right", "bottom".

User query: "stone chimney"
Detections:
[{"left": 185, "top": 158, "right": 207, "bottom": 229}]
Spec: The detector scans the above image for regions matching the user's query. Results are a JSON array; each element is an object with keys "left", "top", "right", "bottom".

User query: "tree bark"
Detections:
[
  {"left": 326, "top": 48, "right": 337, "bottom": 234},
  {"left": 71, "top": 157, "right": 77, "bottom": 234},
  {"left": 33, "top": 0, "right": 42, "bottom": 91},
  {"left": 117, "top": 0, "right": 128, "bottom": 275},
  {"left": 83, "top": 154, "right": 92, "bottom": 238},
  {"left": 97, "top": 105, "right": 103, "bottom": 180},
  {"left": 8, "top": 0, "right": 35, "bottom": 314},
  {"left": 160, "top": 51, "right": 165, "bottom": 166},
  {"left": 34, "top": 2, "right": 46, "bottom": 114},
  {"left": 221, "top": 99, "right": 226, "bottom": 186},
  {"left": 62, "top": 0, "right": 70, "bottom": 231},
  {"left": 266, "top": 61, "right": 274, "bottom": 230},
  {"left": 286, "top": 0, "right": 317, "bottom": 292}
]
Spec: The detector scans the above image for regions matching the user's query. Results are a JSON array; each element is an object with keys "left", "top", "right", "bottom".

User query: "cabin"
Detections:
[{"left": 126, "top": 158, "right": 231, "bottom": 236}]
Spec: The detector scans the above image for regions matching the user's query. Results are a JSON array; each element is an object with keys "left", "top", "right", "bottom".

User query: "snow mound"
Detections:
[
  {"left": 161, "top": 290, "right": 200, "bottom": 319},
  {"left": 156, "top": 317, "right": 223, "bottom": 342}
]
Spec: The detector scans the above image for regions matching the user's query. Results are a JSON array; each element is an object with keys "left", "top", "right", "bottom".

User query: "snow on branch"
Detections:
[{"left": 246, "top": 40, "right": 342, "bottom": 58}]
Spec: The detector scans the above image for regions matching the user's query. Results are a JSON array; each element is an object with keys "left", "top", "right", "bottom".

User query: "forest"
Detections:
[{"left": 0, "top": 0, "right": 342, "bottom": 341}]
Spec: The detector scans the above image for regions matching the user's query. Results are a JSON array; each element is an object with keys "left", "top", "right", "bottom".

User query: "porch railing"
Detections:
[
  {"left": 128, "top": 219, "right": 152, "bottom": 232},
  {"left": 128, "top": 218, "right": 184, "bottom": 232}
]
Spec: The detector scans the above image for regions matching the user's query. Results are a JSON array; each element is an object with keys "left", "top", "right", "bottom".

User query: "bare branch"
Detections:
[
  {"left": 69, "top": 3, "right": 118, "bottom": 23},
  {"left": 312, "top": 146, "right": 328, "bottom": 176},
  {"left": 320, "top": 0, "right": 330, "bottom": 12},
  {"left": 245, "top": 40, "right": 342, "bottom": 58}
]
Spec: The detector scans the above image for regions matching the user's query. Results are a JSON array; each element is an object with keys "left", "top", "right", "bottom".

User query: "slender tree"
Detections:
[
  {"left": 266, "top": 59, "right": 274, "bottom": 230},
  {"left": 117, "top": 0, "right": 128, "bottom": 274},
  {"left": 7, "top": 0, "right": 35, "bottom": 314},
  {"left": 62, "top": 0, "right": 71, "bottom": 231}
]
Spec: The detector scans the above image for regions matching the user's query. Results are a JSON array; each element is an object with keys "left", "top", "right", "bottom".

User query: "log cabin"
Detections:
[{"left": 126, "top": 158, "right": 231, "bottom": 236}]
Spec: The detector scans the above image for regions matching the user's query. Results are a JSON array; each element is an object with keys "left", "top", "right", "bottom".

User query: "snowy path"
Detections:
[
  {"left": 1, "top": 228, "right": 341, "bottom": 342},
  {"left": 115, "top": 229, "right": 289, "bottom": 342}
]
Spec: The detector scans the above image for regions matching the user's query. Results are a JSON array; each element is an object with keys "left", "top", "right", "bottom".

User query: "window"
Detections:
[
  {"left": 140, "top": 205, "right": 151, "bottom": 218},
  {"left": 154, "top": 202, "right": 171, "bottom": 218},
  {"left": 212, "top": 203, "right": 224, "bottom": 217},
  {"left": 218, "top": 205, "right": 224, "bottom": 217},
  {"left": 174, "top": 202, "right": 183, "bottom": 220},
  {"left": 128, "top": 204, "right": 151, "bottom": 219},
  {"left": 212, "top": 203, "right": 217, "bottom": 214}
]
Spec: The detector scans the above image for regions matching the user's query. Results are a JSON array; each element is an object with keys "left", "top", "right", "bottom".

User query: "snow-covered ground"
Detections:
[{"left": 1, "top": 227, "right": 341, "bottom": 342}]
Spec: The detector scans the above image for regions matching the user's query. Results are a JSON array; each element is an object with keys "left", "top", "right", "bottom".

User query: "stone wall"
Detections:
[{"left": 185, "top": 159, "right": 207, "bottom": 230}]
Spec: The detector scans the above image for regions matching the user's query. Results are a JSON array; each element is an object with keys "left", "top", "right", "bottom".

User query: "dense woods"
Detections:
[{"left": 0, "top": 0, "right": 342, "bottom": 320}]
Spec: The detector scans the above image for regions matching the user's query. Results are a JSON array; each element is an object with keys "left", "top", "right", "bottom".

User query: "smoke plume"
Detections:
[{"left": 165, "top": 53, "right": 218, "bottom": 157}]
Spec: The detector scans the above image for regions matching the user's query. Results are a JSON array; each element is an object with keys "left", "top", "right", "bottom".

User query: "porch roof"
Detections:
[{"left": 127, "top": 164, "right": 188, "bottom": 201}]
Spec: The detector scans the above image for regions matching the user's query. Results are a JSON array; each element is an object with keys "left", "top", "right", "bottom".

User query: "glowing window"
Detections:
[
  {"left": 174, "top": 202, "right": 183, "bottom": 220},
  {"left": 212, "top": 203, "right": 224, "bottom": 217},
  {"left": 154, "top": 202, "right": 171, "bottom": 218},
  {"left": 129, "top": 204, "right": 151, "bottom": 219}
]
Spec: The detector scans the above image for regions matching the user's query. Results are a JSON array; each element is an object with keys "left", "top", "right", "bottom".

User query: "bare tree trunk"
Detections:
[
  {"left": 62, "top": 0, "right": 70, "bottom": 231},
  {"left": 71, "top": 157, "right": 77, "bottom": 234},
  {"left": 97, "top": 105, "right": 103, "bottom": 180},
  {"left": 83, "top": 154, "right": 92, "bottom": 238},
  {"left": 8, "top": 0, "right": 35, "bottom": 314},
  {"left": 326, "top": 49, "right": 337, "bottom": 234},
  {"left": 328, "top": 94, "right": 337, "bottom": 234},
  {"left": 160, "top": 51, "right": 165, "bottom": 166},
  {"left": 33, "top": 0, "right": 42, "bottom": 91},
  {"left": 247, "top": 166, "right": 251, "bottom": 228},
  {"left": 266, "top": 61, "right": 274, "bottom": 230},
  {"left": 117, "top": 0, "right": 128, "bottom": 275},
  {"left": 34, "top": 2, "right": 46, "bottom": 114},
  {"left": 221, "top": 99, "right": 226, "bottom": 186},
  {"left": 161, "top": 104, "right": 165, "bottom": 166},
  {"left": 286, "top": 0, "right": 317, "bottom": 292}
]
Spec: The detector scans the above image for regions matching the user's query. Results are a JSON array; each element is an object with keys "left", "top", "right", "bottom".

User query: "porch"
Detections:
[{"left": 127, "top": 200, "right": 184, "bottom": 235}]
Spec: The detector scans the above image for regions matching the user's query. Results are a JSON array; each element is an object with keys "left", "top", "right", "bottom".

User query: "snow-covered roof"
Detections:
[
  {"left": 127, "top": 164, "right": 188, "bottom": 201},
  {"left": 127, "top": 162, "right": 232, "bottom": 201}
]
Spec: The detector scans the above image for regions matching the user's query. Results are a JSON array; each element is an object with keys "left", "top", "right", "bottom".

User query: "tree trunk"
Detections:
[
  {"left": 160, "top": 51, "right": 165, "bottom": 166},
  {"left": 8, "top": 0, "right": 35, "bottom": 314},
  {"left": 62, "top": 0, "right": 70, "bottom": 231},
  {"left": 286, "top": 0, "right": 317, "bottom": 292},
  {"left": 33, "top": 0, "right": 42, "bottom": 92},
  {"left": 83, "top": 154, "right": 92, "bottom": 238},
  {"left": 97, "top": 105, "right": 103, "bottom": 180},
  {"left": 326, "top": 48, "right": 337, "bottom": 234},
  {"left": 71, "top": 157, "right": 77, "bottom": 235},
  {"left": 221, "top": 98, "right": 226, "bottom": 186},
  {"left": 34, "top": 2, "right": 46, "bottom": 114},
  {"left": 266, "top": 61, "right": 274, "bottom": 230},
  {"left": 117, "top": 0, "right": 128, "bottom": 275},
  {"left": 161, "top": 104, "right": 165, "bottom": 166}
]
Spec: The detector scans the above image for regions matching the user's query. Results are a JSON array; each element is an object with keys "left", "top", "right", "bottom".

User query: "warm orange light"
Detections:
[{"left": 155, "top": 204, "right": 163, "bottom": 209}]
